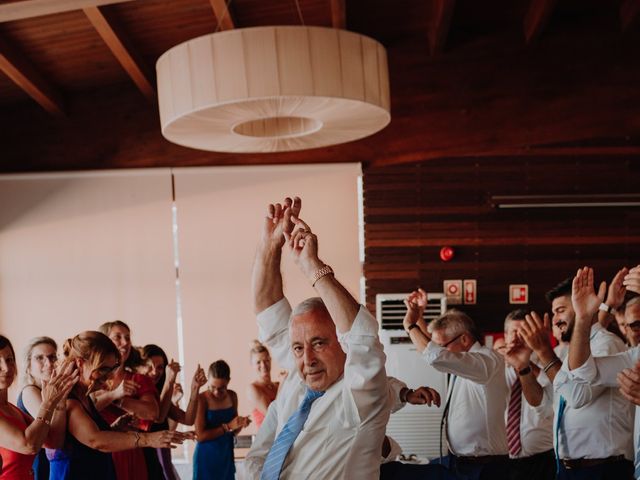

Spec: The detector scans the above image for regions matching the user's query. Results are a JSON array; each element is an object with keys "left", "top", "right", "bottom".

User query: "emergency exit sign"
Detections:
[{"left": 509, "top": 284, "right": 529, "bottom": 304}]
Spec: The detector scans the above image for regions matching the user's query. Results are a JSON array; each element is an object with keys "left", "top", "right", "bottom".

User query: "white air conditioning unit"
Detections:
[{"left": 376, "top": 293, "right": 448, "bottom": 461}]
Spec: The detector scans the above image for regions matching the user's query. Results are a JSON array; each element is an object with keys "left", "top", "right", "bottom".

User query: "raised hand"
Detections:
[
  {"left": 166, "top": 359, "right": 181, "bottom": 384},
  {"left": 172, "top": 383, "right": 184, "bottom": 404},
  {"left": 572, "top": 267, "right": 606, "bottom": 324},
  {"left": 504, "top": 342, "right": 533, "bottom": 371},
  {"left": 227, "top": 415, "right": 252, "bottom": 431},
  {"left": 623, "top": 265, "right": 640, "bottom": 294},
  {"left": 262, "top": 197, "right": 302, "bottom": 249},
  {"left": 606, "top": 267, "right": 628, "bottom": 310},
  {"left": 520, "top": 312, "right": 553, "bottom": 357},
  {"left": 403, "top": 289, "right": 427, "bottom": 330},
  {"left": 41, "top": 360, "right": 79, "bottom": 408},
  {"left": 114, "top": 378, "right": 140, "bottom": 399},
  {"left": 406, "top": 386, "right": 441, "bottom": 407},
  {"left": 284, "top": 217, "right": 323, "bottom": 280},
  {"left": 617, "top": 360, "right": 640, "bottom": 406},
  {"left": 190, "top": 364, "right": 206, "bottom": 393}
]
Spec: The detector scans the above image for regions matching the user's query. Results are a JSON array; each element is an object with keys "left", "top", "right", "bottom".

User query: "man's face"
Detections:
[
  {"left": 505, "top": 320, "right": 524, "bottom": 348},
  {"left": 552, "top": 296, "right": 575, "bottom": 342},
  {"left": 625, "top": 303, "right": 640, "bottom": 347},
  {"left": 290, "top": 308, "right": 346, "bottom": 392}
]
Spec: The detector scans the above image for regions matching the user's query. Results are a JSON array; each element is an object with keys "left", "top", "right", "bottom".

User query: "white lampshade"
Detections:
[{"left": 156, "top": 26, "right": 391, "bottom": 153}]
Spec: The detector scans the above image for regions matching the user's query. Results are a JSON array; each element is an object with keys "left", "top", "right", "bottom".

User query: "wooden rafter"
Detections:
[
  {"left": 428, "top": 0, "right": 455, "bottom": 55},
  {"left": 83, "top": 6, "right": 155, "bottom": 102},
  {"left": 0, "top": 0, "right": 136, "bottom": 23},
  {"left": 329, "top": 0, "right": 346, "bottom": 29},
  {"left": 620, "top": 0, "right": 640, "bottom": 32},
  {"left": 209, "top": 0, "right": 235, "bottom": 30},
  {"left": 0, "top": 35, "right": 64, "bottom": 116},
  {"left": 523, "top": 0, "right": 558, "bottom": 45}
]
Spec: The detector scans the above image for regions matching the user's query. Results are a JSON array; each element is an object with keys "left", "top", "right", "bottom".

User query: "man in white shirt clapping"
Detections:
[
  {"left": 403, "top": 289, "right": 510, "bottom": 480},
  {"left": 553, "top": 268, "right": 634, "bottom": 479}
]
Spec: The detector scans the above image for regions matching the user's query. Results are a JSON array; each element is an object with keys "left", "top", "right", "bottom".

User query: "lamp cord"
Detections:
[{"left": 293, "top": 0, "right": 306, "bottom": 26}]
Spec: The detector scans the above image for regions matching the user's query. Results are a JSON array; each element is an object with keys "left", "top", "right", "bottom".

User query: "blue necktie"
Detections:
[
  {"left": 260, "top": 387, "right": 324, "bottom": 480},
  {"left": 554, "top": 395, "right": 566, "bottom": 474}
]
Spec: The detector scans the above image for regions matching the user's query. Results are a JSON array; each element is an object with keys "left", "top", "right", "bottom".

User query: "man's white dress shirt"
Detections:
[
  {"left": 504, "top": 367, "right": 554, "bottom": 459},
  {"left": 244, "top": 298, "right": 390, "bottom": 480},
  {"left": 422, "top": 341, "right": 509, "bottom": 456},
  {"left": 554, "top": 322, "right": 633, "bottom": 460}
]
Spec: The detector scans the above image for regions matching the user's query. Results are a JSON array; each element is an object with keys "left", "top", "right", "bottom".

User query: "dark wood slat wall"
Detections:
[{"left": 363, "top": 156, "right": 640, "bottom": 333}]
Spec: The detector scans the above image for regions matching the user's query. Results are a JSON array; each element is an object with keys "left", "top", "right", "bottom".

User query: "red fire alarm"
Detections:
[{"left": 439, "top": 246, "right": 455, "bottom": 262}]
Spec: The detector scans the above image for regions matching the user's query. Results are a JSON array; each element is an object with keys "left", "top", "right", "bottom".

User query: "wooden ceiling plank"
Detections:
[
  {"left": 329, "top": 0, "right": 346, "bottom": 29},
  {"left": 620, "top": 0, "right": 640, "bottom": 32},
  {"left": 428, "top": 0, "right": 455, "bottom": 55},
  {"left": 0, "top": 35, "right": 64, "bottom": 116},
  {"left": 523, "top": 0, "right": 558, "bottom": 45},
  {"left": 83, "top": 5, "right": 155, "bottom": 102},
  {"left": 209, "top": 0, "right": 235, "bottom": 30},
  {"left": 0, "top": 0, "right": 136, "bottom": 23}
]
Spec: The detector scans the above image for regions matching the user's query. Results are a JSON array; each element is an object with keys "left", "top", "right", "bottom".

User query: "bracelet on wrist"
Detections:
[
  {"left": 134, "top": 432, "right": 141, "bottom": 448},
  {"left": 406, "top": 323, "right": 421, "bottom": 334},
  {"left": 543, "top": 358, "right": 560, "bottom": 373},
  {"left": 310, "top": 265, "right": 334, "bottom": 287},
  {"left": 518, "top": 365, "right": 532, "bottom": 376},
  {"left": 222, "top": 423, "right": 230, "bottom": 433},
  {"left": 35, "top": 416, "right": 51, "bottom": 426}
]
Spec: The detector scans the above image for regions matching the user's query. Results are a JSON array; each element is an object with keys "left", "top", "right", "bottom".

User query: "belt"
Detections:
[
  {"left": 560, "top": 455, "right": 626, "bottom": 470},
  {"left": 454, "top": 454, "right": 509, "bottom": 465},
  {"left": 510, "top": 449, "right": 554, "bottom": 462}
]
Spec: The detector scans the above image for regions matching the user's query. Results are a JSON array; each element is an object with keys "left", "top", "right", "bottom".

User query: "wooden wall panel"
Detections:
[{"left": 363, "top": 157, "right": 640, "bottom": 333}]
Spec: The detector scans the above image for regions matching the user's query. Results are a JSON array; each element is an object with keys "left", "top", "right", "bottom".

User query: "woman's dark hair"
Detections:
[
  {"left": 141, "top": 344, "right": 169, "bottom": 389},
  {"left": 208, "top": 360, "right": 231, "bottom": 380},
  {"left": 0, "top": 335, "right": 16, "bottom": 361}
]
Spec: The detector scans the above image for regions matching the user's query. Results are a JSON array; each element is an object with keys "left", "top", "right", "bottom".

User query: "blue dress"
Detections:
[
  {"left": 17, "top": 389, "right": 49, "bottom": 480},
  {"left": 193, "top": 407, "right": 236, "bottom": 480}
]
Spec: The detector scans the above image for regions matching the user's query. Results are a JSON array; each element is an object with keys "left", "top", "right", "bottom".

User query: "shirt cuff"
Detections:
[
  {"left": 256, "top": 298, "right": 291, "bottom": 335},
  {"left": 337, "top": 306, "right": 379, "bottom": 343},
  {"left": 561, "top": 355, "right": 597, "bottom": 383},
  {"left": 421, "top": 341, "right": 445, "bottom": 365}
]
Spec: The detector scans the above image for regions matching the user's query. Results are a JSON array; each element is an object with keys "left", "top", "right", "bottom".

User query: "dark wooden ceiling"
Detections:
[{"left": 0, "top": 0, "right": 638, "bottom": 172}]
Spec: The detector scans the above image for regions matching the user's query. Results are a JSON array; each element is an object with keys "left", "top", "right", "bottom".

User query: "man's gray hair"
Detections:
[
  {"left": 428, "top": 309, "right": 480, "bottom": 342},
  {"left": 291, "top": 297, "right": 329, "bottom": 318},
  {"left": 503, "top": 308, "right": 528, "bottom": 334}
]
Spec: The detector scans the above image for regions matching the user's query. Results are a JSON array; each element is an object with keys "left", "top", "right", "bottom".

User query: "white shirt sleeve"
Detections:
[
  {"left": 554, "top": 333, "right": 632, "bottom": 408},
  {"left": 421, "top": 341, "right": 501, "bottom": 384},
  {"left": 337, "top": 306, "right": 389, "bottom": 421},
  {"left": 244, "top": 396, "right": 280, "bottom": 479},
  {"left": 256, "top": 297, "right": 295, "bottom": 371},
  {"left": 386, "top": 376, "right": 408, "bottom": 414}
]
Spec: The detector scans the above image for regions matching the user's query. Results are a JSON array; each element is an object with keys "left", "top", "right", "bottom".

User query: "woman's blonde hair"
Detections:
[
  {"left": 63, "top": 331, "right": 120, "bottom": 383},
  {"left": 250, "top": 340, "right": 270, "bottom": 360},
  {"left": 22, "top": 336, "right": 57, "bottom": 387}
]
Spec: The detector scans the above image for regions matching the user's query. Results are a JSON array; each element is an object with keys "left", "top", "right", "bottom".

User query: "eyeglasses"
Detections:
[
  {"left": 439, "top": 334, "right": 463, "bottom": 348},
  {"left": 90, "top": 363, "right": 120, "bottom": 380},
  {"left": 626, "top": 321, "right": 640, "bottom": 331},
  {"left": 33, "top": 354, "right": 58, "bottom": 364}
]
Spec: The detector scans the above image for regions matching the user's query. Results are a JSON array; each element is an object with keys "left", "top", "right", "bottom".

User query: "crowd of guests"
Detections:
[
  {"left": 0, "top": 318, "right": 270, "bottom": 479},
  {"left": 3, "top": 194, "right": 640, "bottom": 480}
]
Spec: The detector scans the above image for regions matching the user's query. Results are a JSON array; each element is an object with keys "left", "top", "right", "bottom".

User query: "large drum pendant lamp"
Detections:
[{"left": 156, "top": 26, "right": 390, "bottom": 153}]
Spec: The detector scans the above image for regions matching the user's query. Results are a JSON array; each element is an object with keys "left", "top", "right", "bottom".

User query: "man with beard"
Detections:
[{"left": 552, "top": 271, "right": 634, "bottom": 479}]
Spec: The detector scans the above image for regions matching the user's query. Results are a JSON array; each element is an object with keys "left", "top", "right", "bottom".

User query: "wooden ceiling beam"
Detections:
[
  {"left": 523, "top": 0, "right": 558, "bottom": 45},
  {"left": 209, "top": 0, "right": 235, "bottom": 30},
  {"left": 0, "top": 35, "right": 64, "bottom": 116},
  {"left": 427, "top": 0, "right": 455, "bottom": 55},
  {"left": 620, "top": 0, "right": 640, "bottom": 32},
  {"left": 0, "top": 0, "right": 136, "bottom": 23},
  {"left": 329, "top": 0, "right": 346, "bottom": 29},
  {"left": 83, "top": 6, "right": 155, "bottom": 102}
]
